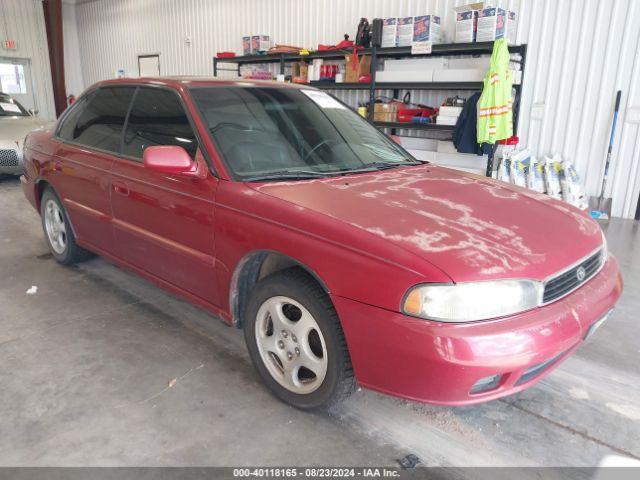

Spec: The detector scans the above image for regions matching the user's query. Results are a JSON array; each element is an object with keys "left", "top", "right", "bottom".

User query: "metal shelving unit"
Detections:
[
  {"left": 372, "top": 122, "right": 455, "bottom": 132},
  {"left": 213, "top": 41, "right": 528, "bottom": 177}
]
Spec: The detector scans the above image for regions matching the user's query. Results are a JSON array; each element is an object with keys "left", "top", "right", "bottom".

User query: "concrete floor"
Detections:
[{"left": 1, "top": 175, "right": 639, "bottom": 467}]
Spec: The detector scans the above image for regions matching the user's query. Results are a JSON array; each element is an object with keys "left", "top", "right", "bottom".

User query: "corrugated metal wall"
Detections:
[
  {"left": 66, "top": 0, "right": 640, "bottom": 218},
  {"left": 0, "top": 0, "right": 56, "bottom": 120},
  {"left": 63, "top": 0, "right": 85, "bottom": 97}
]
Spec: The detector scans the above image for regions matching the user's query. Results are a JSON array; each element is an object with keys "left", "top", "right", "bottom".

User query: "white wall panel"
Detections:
[
  {"left": 0, "top": 0, "right": 56, "bottom": 120},
  {"left": 62, "top": 0, "right": 84, "bottom": 97},
  {"left": 66, "top": 0, "right": 640, "bottom": 218}
]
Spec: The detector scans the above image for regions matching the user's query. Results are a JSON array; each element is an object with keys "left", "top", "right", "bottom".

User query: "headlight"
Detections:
[{"left": 402, "top": 280, "right": 542, "bottom": 322}]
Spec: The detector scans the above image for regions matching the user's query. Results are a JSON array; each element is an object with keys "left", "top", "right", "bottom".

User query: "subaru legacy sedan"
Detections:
[{"left": 21, "top": 78, "right": 622, "bottom": 409}]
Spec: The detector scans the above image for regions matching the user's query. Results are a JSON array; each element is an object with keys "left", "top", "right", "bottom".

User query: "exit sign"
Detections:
[{"left": 2, "top": 40, "right": 17, "bottom": 50}]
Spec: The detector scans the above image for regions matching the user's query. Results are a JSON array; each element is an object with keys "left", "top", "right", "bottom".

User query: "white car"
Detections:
[{"left": 0, "top": 93, "right": 49, "bottom": 175}]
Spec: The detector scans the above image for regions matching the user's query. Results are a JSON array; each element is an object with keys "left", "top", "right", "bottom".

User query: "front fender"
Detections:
[{"left": 213, "top": 182, "right": 452, "bottom": 319}]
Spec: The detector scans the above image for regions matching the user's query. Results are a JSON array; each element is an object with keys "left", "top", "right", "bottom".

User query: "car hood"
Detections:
[
  {"left": 0, "top": 116, "right": 51, "bottom": 147},
  {"left": 249, "top": 164, "right": 603, "bottom": 282}
]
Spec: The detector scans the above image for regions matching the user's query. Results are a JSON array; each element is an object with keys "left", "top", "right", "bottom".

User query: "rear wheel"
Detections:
[
  {"left": 40, "top": 188, "right": 93, "bottom": 265},
  {"left": 243, "top": 269, "right": 355, "bottom": 409}
]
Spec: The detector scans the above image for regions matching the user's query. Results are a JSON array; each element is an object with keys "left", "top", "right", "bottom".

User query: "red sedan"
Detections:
[{"left": 21, "top": 78, "right": 622, "bottom": 409}]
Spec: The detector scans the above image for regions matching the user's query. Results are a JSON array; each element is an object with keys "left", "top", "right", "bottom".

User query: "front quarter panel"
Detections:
[{"left": 214, "top": 181, "right": 453, "bottom": 318}]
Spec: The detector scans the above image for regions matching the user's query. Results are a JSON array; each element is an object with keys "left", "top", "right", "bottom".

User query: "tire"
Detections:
[
  {"left": 243, "top": 268, "right": 355, "bottom": 409},
  {"left": 40, "top": 187, "right": 93, "bottom": 265}
]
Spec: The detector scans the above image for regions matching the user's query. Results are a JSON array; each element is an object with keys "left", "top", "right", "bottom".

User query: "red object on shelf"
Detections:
[
  {"left": 216, "top": 52, "right": 236, "bottom": 58},
  {"left": 358, "top": 74, "right": 371, "bottom": 83},
  {"left": 499, "top": 136, "right": 519, "bottom": 145},
  {"left": 397, "top": 106, "right": 437, "bottom": 123},
  {"left": 317, "top": 39, "right": 355, "bottom": 51}
]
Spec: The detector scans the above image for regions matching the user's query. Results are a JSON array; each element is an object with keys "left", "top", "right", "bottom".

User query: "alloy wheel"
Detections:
[
  {"left": 255, "top": 296, "right": 328, "bottom": 394},
  {"left": 44, "top": 199, "right": 67, "bottom": 254}
]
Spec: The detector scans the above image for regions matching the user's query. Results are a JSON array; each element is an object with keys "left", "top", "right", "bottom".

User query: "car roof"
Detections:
[{"left": 93, "top": 76, "right": 311, "bottom": 90}]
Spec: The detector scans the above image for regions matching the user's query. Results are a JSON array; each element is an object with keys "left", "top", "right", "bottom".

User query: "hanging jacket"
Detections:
[
  {"left": 477, "top": 39, "right": 513, "bottom": 144},
  {"left": 453, "top": 92, "right": 492, "bottom": 155}
]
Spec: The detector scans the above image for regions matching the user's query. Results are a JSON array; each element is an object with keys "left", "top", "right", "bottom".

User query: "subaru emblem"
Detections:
[{"left": 576, "top": 266, "right": 586, "bottom": 282}]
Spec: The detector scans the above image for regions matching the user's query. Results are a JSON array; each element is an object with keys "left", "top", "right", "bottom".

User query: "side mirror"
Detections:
[
  {"left": 29, "top": 109, "right": 39, "bottom": 116},
  {"left": 143, "top": 145, "right": 206, "bottom": 179}
]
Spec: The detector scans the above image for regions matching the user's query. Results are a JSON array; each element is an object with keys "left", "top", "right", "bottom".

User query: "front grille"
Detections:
[
  {"left": 542, "top": 249, "right": 604, "bottom": 304},
  {"left": 0, "top": 149, "right": 20, "bottom": 167}
]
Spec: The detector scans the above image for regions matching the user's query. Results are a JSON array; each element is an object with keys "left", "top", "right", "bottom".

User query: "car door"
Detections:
[
  {"left": 53, "top": 86, "right": 136, "bottom": 254},
  {"left": 110, "top": 86, "right": 219, "bottom": 306}
]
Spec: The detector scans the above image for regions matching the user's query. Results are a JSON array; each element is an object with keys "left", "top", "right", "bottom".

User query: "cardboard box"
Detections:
[
  {"left": 453, "top": 2, "right": 487, "bottom": 13},
  {"left": 413, "top": 15, "right": 441, "bottom": 45},
  {"left": 344, "top": 54, "right": 371, "bottom": 83},
  {"left": 436, "top": 115, "right": 459, "bottom": 126},
  {"left": 433, "top": 69, "right": 485, "bottom": 82},
  {"left": 250, "top": 35, "right": 270, "bottom": 53},
  {"left": 310, "top": 59, "right": 323, "bottom": 81},
  {"left": 373, "top": 112, "right": 397, "bottom": 122},
  {"left": 439, "top": 106, "right": 463, "bottom": 117},
  {"left": 374, "top": 103, "right": 399, "bottom": 113},
  {"left": 455, "top": 10, "right": 479, "bottom": 43},
  {"left": 396, "top": 17, "right": 414, "bottom": 47},
  {"left": 447, "top": 57, "right": 489, "bottom": 69},
  {"left": 376, "top": 70, "right": 434, "bottom": 83},
  {"left": 373, "top": 102, "right": 398, "bottom": 122},
  {"left": 383, "top": 57, "right": 447, "bottom": 71},
  {"left": 437, "top": 140, "right": 458, "bottom": 154},
  {"left": 476, "top": 8, "right": 506, "bottom": 42},
  {"left": 506, "top": 11, "right": 518, "bottom": 44},
  {"left": 299, "top": 63, "right": 308, "bottom": 81},
  {"left": 381, "top": 18, "right": 398, "bottom": 48}
]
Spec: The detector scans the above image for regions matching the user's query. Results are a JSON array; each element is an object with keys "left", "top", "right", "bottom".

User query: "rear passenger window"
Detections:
[
  {"left": 57, "top": 95, "right": 91, "bottom": 141},
  {"left": 58, "top": 87, "right": 135, "bottom": 153},
  {"left": 122, "top": 87, "right": 197, "bottom": 159}
]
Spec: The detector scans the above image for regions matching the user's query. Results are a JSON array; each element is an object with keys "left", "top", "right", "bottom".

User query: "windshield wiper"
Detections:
[
  {"left": 242, "top": 170, "right": 332, "bottom": 182},
  {"left": 337, "top": 160, "right": 421, "bottom": 175}
]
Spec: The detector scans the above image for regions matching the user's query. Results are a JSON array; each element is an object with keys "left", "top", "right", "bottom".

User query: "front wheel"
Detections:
[{"left": 243, "top": 269, "right": 355, "bottom": 409}]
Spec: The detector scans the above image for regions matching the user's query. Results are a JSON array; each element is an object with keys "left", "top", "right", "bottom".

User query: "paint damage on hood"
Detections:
[{"left": 250, "top": 164, "right": 603, "bottom": 282}]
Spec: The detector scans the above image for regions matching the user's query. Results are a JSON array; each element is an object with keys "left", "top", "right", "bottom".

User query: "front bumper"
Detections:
[{"left": 333, "top": 255, "right": 622, "bottom": 406}]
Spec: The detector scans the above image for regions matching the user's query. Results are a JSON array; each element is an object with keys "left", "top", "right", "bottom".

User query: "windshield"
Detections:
[
  {"left": 189, "top": 86, "right": 419, "bottom": 180},
  {"left": 0, "top": 94, "right": 29, "bottom": 117}
]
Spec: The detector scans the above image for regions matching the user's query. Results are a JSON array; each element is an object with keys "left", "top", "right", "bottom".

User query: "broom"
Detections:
[{"left": 590, "top": 90, "right": 622, "bottom": 220}]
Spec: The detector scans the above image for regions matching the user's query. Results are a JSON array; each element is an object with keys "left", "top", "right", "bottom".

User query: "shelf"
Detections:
[
  {"left": 308, "top": 81, "right": 369, "bottom": 90},
  {"left": 310, "top": 81, "right": 485, "bottom": 91},
  {"left": 213, "top": 40, "right": 527, "bottom": 178},
  {"left": 374, "top": 42, "right": 525, "bottom": 59},
  {"left": 214, "top": 42, "right": 526, "bottom": 66},
  {"left": 374, "top": 122, "right": 455, "bottom": 132}
]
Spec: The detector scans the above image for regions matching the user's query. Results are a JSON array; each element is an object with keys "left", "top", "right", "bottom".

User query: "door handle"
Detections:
[{"left": 112, "top": 180, "right": 130, "bottom": 196}]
